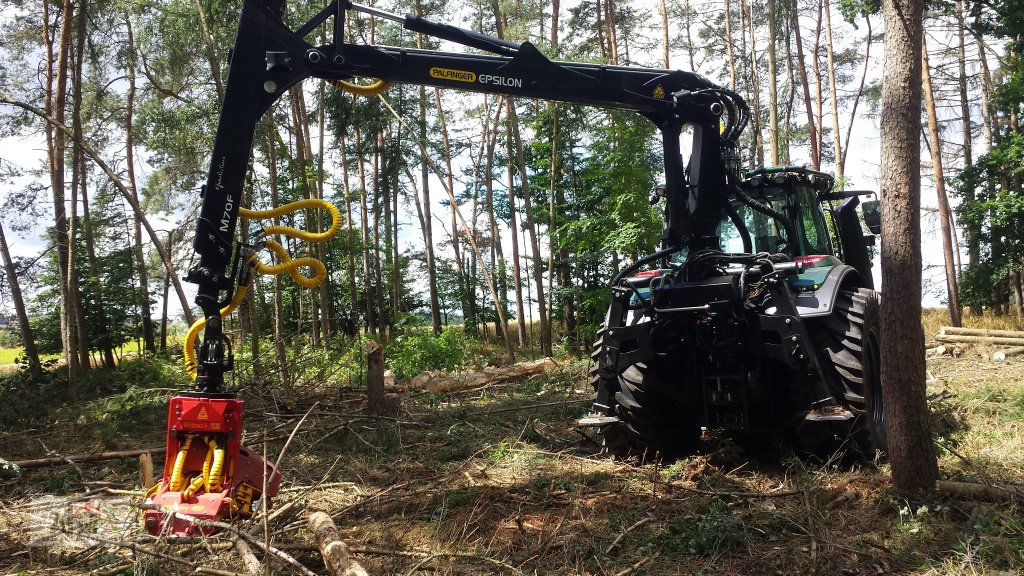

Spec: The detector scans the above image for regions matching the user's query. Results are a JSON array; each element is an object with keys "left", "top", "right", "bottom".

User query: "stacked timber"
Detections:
[{"left": 935, "top": 326, "right": 1024, "bottom": 360}]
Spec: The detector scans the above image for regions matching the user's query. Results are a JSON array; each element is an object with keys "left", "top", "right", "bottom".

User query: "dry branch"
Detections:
[
  {"left": 307, "top": 512, "right": 369, "bottom": 576},
  {"left": 935, "top": 334, "right": 1024, "bottom": 347},
  {"left": 11, "top": 447, "right": 166, "bottom": 469},
  {"left": 400, "top": 357, "right": 557, "bottom": 393}
]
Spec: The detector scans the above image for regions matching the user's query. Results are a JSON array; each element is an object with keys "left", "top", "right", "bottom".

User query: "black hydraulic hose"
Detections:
[
  {"left": 612, "top": 246, "right": 680, "bottom": 287},
  {"left": 733, "top": 186, "right": 799, "bottom": 257},
  {"left": 723, "top": 198, "right": 752, "bottom": 254}
]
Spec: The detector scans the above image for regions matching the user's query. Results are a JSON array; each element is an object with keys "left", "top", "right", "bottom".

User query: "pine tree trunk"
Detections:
[
  {"left": 504, "top": 111, "right": 528, "bottom": 349},
  {"left": 0, "top": 222, "right": 43, "bottom": 379},
  {"left": 922, "top": 36, "right": 962, "bottom": 327},
  {"left": 507, "top": 101, "right": 552, "bottom": 356},
  {"left": 659, "top": 0, "right": 669, "bottom": 68},
  {"left": 725, "top": 0, "right": 737, "bottom": 90},
  {"left": 266, "top": 119, "right": 291, "bottom": 391},
  {"left": 743, "top": 0, "right": 763, "bottom": 165},
  {"left": 791, "top": 0, "right": 820, "bottom": 169},
  {"left": 418, "top": 86, "right": 443, "bottom": 335},
  {"left": 192, "top": 0, "right": 224, "bottom": 101},
  {"left": 823, "top": 0, "right": 843, "bottom": 186},
  {"left": 956, "top": 1, "right": 979, "bottom": 315},
  {"left": 124, "top": 18, "right": 156, "bottom": 353},
  {"left": 766, "top": 0, "right": 780, "bottom": 165},
  {"left": 339, "top": 133, "right": 360, "bottom": 336},
  {"left": 879, "top": 0, "right": 938, "bottom": 496},
  {"left": 354, "top": 126, "right": 376, "bottom": 336}
]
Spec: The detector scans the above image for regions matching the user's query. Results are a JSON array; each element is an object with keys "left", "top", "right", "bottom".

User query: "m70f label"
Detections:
[
  {"left": 430, "top": 67, "right": 476, "bottom": 82},
  {"left": 478, "top": 74, "right": 522, "bottom": 88}
]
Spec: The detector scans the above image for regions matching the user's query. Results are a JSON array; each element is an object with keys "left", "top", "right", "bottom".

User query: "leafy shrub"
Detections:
[{"left": 386, "top": 327, "right": 470, "bottom": 380}]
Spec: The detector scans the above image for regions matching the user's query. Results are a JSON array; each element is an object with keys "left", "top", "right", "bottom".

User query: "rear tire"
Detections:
[
  {"left": 589, "top": 332, "right": 700, "bottom": 459},
  {"left": 817, "top": 288, "right": 886, "bottom": 453}
]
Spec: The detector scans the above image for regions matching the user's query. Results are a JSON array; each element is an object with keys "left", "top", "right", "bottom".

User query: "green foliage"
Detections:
[
  {"left": 654, "top": 501, "right": 746, "bottom": 556},
  {"left": 385, "top": 327, "right": 472, "bottom": 380}
]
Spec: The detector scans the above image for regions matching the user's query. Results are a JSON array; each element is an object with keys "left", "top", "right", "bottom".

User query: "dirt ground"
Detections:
[{"left": 1, "top": 352, "right": 1022, "bottom": 576}]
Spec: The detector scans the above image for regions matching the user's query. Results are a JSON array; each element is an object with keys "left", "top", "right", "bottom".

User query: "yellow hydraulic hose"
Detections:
[
  {"left": 183, "top": 198, "right": 340, "bottom": 381},
  {"left": 169, "top": 436, "right": 194, "bottom": 491},
  {"left": 334, "top": 78, "right": 390, "bottom": 96},
  {"left": 209, "top": 446, "right": 225, "bottom": 492}
]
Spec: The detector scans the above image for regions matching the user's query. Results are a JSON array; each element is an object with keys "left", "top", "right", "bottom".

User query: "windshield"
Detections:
[{"left": 718, "top": 184, "right": 833, "bottom": 256}]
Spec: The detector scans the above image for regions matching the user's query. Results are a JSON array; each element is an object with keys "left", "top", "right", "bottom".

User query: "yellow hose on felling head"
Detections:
[{"left": 183, "top": 198, "right": 341, "bottom": 381}]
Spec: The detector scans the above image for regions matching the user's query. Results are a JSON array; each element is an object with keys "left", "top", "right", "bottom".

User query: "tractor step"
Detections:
[
  {"left": 804, "top": 406, "right": 855, "bottom": 421},
  {"left": 577, "top": 415, "right": 622, "bottom": 427}
]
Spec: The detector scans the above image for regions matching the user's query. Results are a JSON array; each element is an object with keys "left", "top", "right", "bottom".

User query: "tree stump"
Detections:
[{"left": 366, "top": 340, "right": 399, "bottom": 416}]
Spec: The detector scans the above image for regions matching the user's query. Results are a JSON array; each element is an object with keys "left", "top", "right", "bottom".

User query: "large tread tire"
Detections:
[
  {"left": 817, "top": 288, "right": 886, "bottom": 453},
  {"left": 589, "top": 333, "right": 700, "bottom": 460}
]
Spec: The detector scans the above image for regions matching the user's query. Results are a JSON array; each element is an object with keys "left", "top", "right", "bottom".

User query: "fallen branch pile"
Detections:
[{"left": 398, "top": 357, "right": 557, "bottom": 393}]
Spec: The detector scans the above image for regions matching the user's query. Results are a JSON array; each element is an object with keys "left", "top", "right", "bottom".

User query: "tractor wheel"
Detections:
[
  {"left": 589, "top": 334, "right": 700, "bottom": 459},
  {"left": 817, "top": 288, "right": 886, "bottom": 453}
]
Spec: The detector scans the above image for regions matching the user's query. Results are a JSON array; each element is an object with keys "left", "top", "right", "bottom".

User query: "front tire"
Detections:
[
  {"left": 589, "top": 332, "right": 700, "bottom": 459},
  {"left": 817, "top": 288, "right": 886, "bottom": 453}
]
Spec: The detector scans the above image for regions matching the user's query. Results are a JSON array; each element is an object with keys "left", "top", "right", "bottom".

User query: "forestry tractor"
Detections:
[{"left": 144, "top": 0, "right": 885, "bottom": 536}]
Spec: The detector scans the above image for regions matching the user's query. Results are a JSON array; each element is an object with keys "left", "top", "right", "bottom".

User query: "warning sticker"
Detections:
[
  {"left": 198, "top": 406, "right": 209, "bottom": 420},
  {"left": 653, "top": 84, "right": 666, "bottom": 99}
]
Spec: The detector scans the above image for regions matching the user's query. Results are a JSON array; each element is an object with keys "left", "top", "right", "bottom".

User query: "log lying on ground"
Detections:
[
  {"left": 935, "top": 334, "right": 1024, "bottom": 347},
  {"left": 399, "top": 357, "right": 557, "bottom": 394},
  {"left": 937, "top": 480, "right": 1017, "bottom": 502},
  {"left": 939, "top": 326, "right": 1024, "bottom": 338},
  {"left": 307, "top": 512, "right": 369, "bottom": 576},
  {"left": 11, "top": 447, "right": 166, "bottom": 469},
  {"left": 993, "top": 346, "right": 1024, "bottom": 361}
]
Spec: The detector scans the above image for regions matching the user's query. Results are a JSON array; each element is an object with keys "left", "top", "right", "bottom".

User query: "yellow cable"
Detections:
[
  {"left": 169, "top": 436, "right": 193, "bottom": 492},
  {"left": 183, "top": 198, "right": 341, "bottom": 380},
  {"left": 334, "top": 78, "right": 390, "bottom": 96},
  {"left": 209, "top": 447, "right": 225, "bottom": 492},
  {"left": 201, "top": 437, "right": 214, "bottom": 490}
]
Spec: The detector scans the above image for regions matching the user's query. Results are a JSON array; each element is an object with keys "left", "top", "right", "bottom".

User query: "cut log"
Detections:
[
  {"left": 401, "top": 357, "right": 558, "bottom": 394},
  {"left": 11, "top": 447, "right": 166, "bottom": 469},
  {"left": 307, "top": 512, "right": 369, "bottom": 576},
  {"left": 936, "top": 480, "right": 1016, "bottom": 502},
  {"left": 993, "top": 346, "right": 1024, "bottom": 361},
  {"left": 939, "top": 326, "right": 1024, "bottom": 338},
  {"left": 935, "top": 334, "right": 1024, "bottom": 347},
  {"left": 138, "top": 451, "right": 154, "bottom": 488}
]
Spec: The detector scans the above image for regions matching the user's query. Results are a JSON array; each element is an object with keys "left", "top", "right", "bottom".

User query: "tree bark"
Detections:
[
  {"left": 792, "top": 0, "right": 820, "bottom": 169},
  {"left": 766, "top": 0, "right": 780, "bottom": 165},
  {"left": 921, "top": 36, "right": 962, "bottom": 327},
  {"left": 265, "top": 117, "right": 291, "bottom": 391},
  {"left": 507, "top": 101, "right": 552, "bottom": 356},
  {"left": 823, "top": 0, "right": 843, "bottom": 186},
  {"left": 879, "top": 0, "right": 938, "bottom": 496},
  {"left": 416, "top": 68, "right": 442, "bottom": 335},
  {"left": 124, "top": 16, "right": 156, "bottom": 354},
  {"left": 0, "top": 222, "right": 43, "bottom": 379}
]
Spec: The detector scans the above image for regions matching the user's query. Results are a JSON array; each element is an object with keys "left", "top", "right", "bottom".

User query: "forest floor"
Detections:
[{"left": 1, "top": 344, "right": 1023, "bottom": 575}]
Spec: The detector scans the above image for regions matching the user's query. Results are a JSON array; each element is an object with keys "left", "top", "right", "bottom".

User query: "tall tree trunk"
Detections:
[
  {"left": 289, "top": 89, "right": 321, "bottom": 348},
  {"left": 265, "top": 118, "right": 291, "bottom": 391},
  {"left": 743, "top": 0, "right": 764, "bottom": 165},
  {"left": 124, "top": 16, "right": 156, "bottom": 353},
  {"left": 339, "top": 133, "right": 360, "bottom": 336},
  {"left": 507, "top": 101, "right": 552, "bottom": 356},
  {"left": 355, "top": 126, "right": 376, "bottom": 335},
  {"left": 922, "top": 36, "right": 961, "bottom": 327},
  {"left": 50, "top": 0, "right": 79, "bottom": 399},
  {"left": 192, "top": 0, "right": 224, "bottom": 101},
  {"left": 811, "top": 0, "right": 825, "bottom": 168},
  {"left": 957, "top": 1, "right": 979, "bottom": 316},
  {"left": 418, "top": 86, "right": 443, "bottom": 335},
  {"left": 505, "top": 110, "right": 527, "bottom": 348},
  {"left": 823, "top": 0, "right": 843, "bottom": 186},
  {"left": 433, "top": 89, "right": 471, "bottom": 329},
  {"left": 792, "top": 0, "right": 820, "bottom": 169},
  {"left": 659, "top": 0, "right": 670, "bottom": 68},
  {"left": 879, "top": 0, "right": 938, "bottom": 496},
  {"left": 0, "top": 223, "right": 43, "bottom": 379},
  {"left": 484, "top": 100, "right": 511, "bottom": 350},
  {"left": 766, "top": 0, "right": 781, "bottom": 165},
  {"left": 161, "top": 230, "right": 174, "bottom": 351},
  {"left": 725, "top": 0, "right": 737, "bottom": 90},
  {"left": 316, "top": 79, "right": 332, "bottom": 341}
]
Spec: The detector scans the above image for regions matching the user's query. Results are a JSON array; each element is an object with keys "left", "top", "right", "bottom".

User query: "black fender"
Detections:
[{"left": 792, "top": 264, "right": 863, "bottom": 318}]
